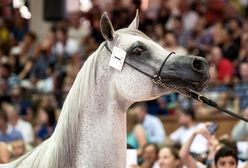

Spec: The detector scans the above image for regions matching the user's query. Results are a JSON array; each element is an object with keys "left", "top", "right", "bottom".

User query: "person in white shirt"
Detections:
[
  {"left": 231, "top": 106, "right": 248, "bottom": 141},
  {"left": 169, "top": 108, "right": 208, "bottom": 154},
  {"left": 130, "top": 102, "right": 166, "bottom": 145},
  {"left": 3, "top": 103, "right": 34, "bottom": 144}
]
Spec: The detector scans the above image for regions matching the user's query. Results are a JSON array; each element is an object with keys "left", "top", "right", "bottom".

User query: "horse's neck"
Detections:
[
  {"left": 51, "top": 53, "right": 129, "bottom": 167},
  {"left": 74, "top": 75, "right": 128, "bottom": 167}
]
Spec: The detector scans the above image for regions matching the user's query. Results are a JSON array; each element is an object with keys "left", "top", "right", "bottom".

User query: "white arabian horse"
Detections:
[{"left": 0, "top": 11, "right": 210, "bottom": 168}]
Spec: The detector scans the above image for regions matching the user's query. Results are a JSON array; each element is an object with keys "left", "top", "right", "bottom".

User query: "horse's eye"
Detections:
[{"left": 132, "top": 47, "right": 143, "bottom": 55}]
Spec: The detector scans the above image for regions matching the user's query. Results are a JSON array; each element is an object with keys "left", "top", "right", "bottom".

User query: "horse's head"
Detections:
[{"left": 99, "top": 11, "right": 210, "bottom": 102}]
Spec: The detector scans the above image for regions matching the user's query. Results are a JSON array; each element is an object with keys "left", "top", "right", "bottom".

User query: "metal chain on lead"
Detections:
[
  {"left": 152, "top": 75, "right": 192, "bottom": 97},
  {"left": 152, "top": 75, "right": 205, "bottom": 103}
]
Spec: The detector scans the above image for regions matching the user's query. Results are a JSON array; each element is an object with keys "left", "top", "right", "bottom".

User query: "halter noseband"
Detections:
[{"left": 104, "top": 42, "right": 175, "bottom": 84}]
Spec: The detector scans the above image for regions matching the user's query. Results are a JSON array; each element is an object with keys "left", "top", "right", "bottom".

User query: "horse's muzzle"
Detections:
[{"left": 160, "top": 54, "right": 210, "bottom": 92}]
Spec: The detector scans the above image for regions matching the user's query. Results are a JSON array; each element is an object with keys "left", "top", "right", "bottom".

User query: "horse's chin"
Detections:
[
  {"left": 157, "top": 80, "right": 207, "bottom": 97},
  {"left": 162, "top": 78, "right": 207, "bottom": 93},
  {"left": 182, "top": 82, "right": 205, "bottom": 93}
]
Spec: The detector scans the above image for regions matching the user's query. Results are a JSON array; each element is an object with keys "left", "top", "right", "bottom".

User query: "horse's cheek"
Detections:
[{"left": 113, "top": 72, "right": 154, "bottom": 101}]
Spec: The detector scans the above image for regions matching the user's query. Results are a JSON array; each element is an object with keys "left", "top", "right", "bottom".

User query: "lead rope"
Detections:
[
  {"left": 104, "top": 42, "right": 248, "bottom": 122},
  {"left": 153, "top": 77, "right": 248, "bottom": 122}
]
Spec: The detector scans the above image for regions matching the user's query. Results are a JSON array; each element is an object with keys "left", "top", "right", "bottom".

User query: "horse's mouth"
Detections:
[
  {"left": 174, "top": 81, "right": 206, "bottom": 92},
  {"left": 160, "top": 79, "right": 207, "bottom": 94}
]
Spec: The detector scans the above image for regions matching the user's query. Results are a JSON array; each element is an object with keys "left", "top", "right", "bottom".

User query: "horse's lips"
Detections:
[{"left": 160, "top": 78, "right": 207, "bottom": 93}]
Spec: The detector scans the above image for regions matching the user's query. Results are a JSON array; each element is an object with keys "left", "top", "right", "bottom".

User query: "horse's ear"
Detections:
[
  {"left": 128, "top": 9, "right": 139, "bottom": 29},
  {"left": 100, "top": 12, "right": 115, "bottom": 41}
]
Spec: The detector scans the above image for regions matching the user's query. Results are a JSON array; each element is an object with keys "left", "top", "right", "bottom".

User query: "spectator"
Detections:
[
  {"left": 0, "top": 17, "right": 9, "bottom": 42},
  {"left": 169, "top": 108, "right": 208, "bottom": 154},
  {"left": 2, "top": 103, "right": 34, "bottom": 144},
  {"left": 167, "top": 15, "right": 191, "bottom": 48},
  {"left": 179, "top": 123, "right": 211, "bottom": 168},
  {"left": 234, "top": 62, "right": 248, "bottom": 110},
  {"left": 220, "top": 27, "right": 240, "bottom": 62},
  {"left": 163, "top": 32, "right": 188, "bottom": 55},
  {"left": 231, "top": 106, "right": 248, "bottom": 141},
  {"left": 152, "top": 23, "right": 165, "bottom": 44},
  {"left": 206, "top": 135, "right": 246, "bottom": 168},
  {"left": 82, "top": 35, "right": 99, "bottom": 58},
  {"left": 212, "top": 22, "right": 225, "bottom": 46},
  {"left": 227, "top": 18, "right": 242, "bottom": 50},
  {"left": 67, "top": 11, "right": 91, "bottom": 44},
  {"left": 34, "top": 106, "right": 57, "bottom": 144},
  {"left": 205, "top": 0, "right": 225, "bottom": 25},
  {"left": 10, "top": 32, "right": 38, "bottom": 77},
  {"left": 209, "top": 46, "right": 234, "bottom": 84},
  {"left": 238, "top": 33, "right": 248, "bottom": 63},
  {"left": 0, "top": 110, "right": 23, "bottom": 142},
  {"left": 30, "top": 36, "right": 56, "bottom": 81},
  {"left": 10, "top": 139, "right": 26, "bottom": 160},
  {"left": 179, "top": 0, "right": 199, "bottom": 32},
  {"left": 127, "top": 109, "right": 148, "bottom": 156},
  {"left": 188, "top": 16, "right": 212, "bottom": 56},
  {"left": 53, "top": 28, "right": 80, "bottom": 62},
  {"left": 20, "top": 32, "right": 38, "bottom": 58},
  {"left": 140, "top": 143, "right": 159, "bottom": 168},
  {"left": 130, "top": 102, "right": 166, "bottom": 145},
  {"left": 11, "top": 9, "right": 29, "bottom": 42},
  {"left": 0, "top": 141, "right": 10, "bottom": 163},
  {"left": 0, "top": 139, "right": 26, "bottom": 163},
  {"left": 214, "top": 147, "right": 238, "bottom": 168},
  {"left": 158, "top": 145, "right": 182, "bottom": 168},
  {"left": 0, "top": 63, "right": 12, "bottom": 93}
]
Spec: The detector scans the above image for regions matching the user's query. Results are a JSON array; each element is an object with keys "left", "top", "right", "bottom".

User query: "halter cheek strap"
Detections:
[{"left": 104, "top": 42, "right": 175, "bottom": 82}]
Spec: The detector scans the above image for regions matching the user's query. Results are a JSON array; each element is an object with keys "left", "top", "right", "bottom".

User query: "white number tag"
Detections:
[{"left": 109, "top": 46, "right": 127, "bottom": 71}]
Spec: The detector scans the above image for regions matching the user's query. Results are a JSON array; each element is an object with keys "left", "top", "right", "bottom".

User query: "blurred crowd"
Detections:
[
  {"left": 127, "top": 102, "right": 248, "bottom": 168},
  {"left": 0, "top": 0, "right": 248, "bottom": 167}
]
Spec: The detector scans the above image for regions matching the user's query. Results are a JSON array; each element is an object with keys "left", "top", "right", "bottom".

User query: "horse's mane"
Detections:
[
  {"left": 1, "top": 43, "right": 106, "bottom": 168},
  {"left": 50, "top": 42, "right": 105, "bottom": 167}
]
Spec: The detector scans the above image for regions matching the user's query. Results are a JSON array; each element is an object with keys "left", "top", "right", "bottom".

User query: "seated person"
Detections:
[
  {"left": 35, "top": 106, "right": 57, "bottom": 144},
  {"left": 207, "top": 135, "right": 246, "bottom": 168},
  {"left": 169, "top": 108, "right": 208, "bottom": 154},
  {"left": 0, "top": 141, "right": 10, "bottom": 163},
  {"left": 140, "top": 143, "right": 159, "bottom": 168},
  {"left": 214, "top": 147, "right": 238, "bottom": 168},
  {"left": 179, "top": 122, "right": 212, "bottom": 168},
  {"left": 2, "top": 103, "right": 34, "bottom": 145},
  {"left": 0, "top": 139, "right": 26, "bottom": 163},
  {"left": 127, "top": 110, "right": 148, "bottom": 157},
  {"left": 0, "top": 110, "right": 23, "bottom": 142},
  {"left": 158, "top": 145, "right": 182, "bottom": 168},
  {"left": 234, "top": 62, "right": 248, "bottom": 111},
  {"left": 10, "top": 139, "right": 26, "bottom": 160},
  {"left": 231, "top": 106, "right": 248, "bottom": 141},
  {"left": 129, "top": 102, "right": 166, "bottom": 145}
]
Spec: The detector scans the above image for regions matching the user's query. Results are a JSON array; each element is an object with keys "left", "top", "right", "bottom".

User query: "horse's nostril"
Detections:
[{"left": 193, "top": 58, "right": 204, "bottom": 71}]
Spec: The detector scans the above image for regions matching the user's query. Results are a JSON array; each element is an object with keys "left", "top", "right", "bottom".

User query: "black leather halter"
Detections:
[
  {"left": 104, "top": 42, "right": 175, "bottom": 84},
  {"left": 104, "top": 42, "right": 248, "bottom": 122}
]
